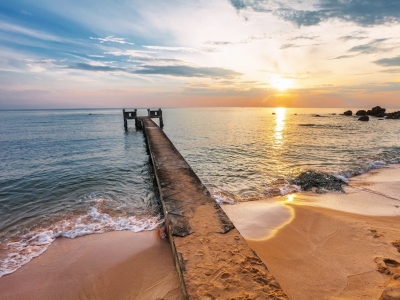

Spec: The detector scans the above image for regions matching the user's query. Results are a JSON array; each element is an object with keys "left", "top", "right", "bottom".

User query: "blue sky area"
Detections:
[{"left": 1, "top": 0, "right": 400, "bottom": 108}]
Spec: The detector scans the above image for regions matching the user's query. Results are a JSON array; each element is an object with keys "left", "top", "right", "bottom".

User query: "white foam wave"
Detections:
[
  {"left": 333, "top": 174, "right": 349, "bottom": 183},
  {"left": 264, "top": 182, "right": 301, "bottom": 197},
  {"left": 214, "top": 193, "right": 236, "bottom": 205},
  {"left": 0, "top": 206, "right": 162, "bottom": 277}
]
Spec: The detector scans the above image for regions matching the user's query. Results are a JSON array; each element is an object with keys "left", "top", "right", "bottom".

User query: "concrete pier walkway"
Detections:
[{"left": 140, "top": 117, "right": 289, "bottom": 299}]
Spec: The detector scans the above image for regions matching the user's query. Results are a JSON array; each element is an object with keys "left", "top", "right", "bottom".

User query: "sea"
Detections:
[{"left": 1, "top": 107, "right": 400, "bottom": 277}]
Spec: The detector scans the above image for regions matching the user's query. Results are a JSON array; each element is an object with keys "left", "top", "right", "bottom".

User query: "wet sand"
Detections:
[
  {"left": 0, "top": 230, "right": 183, "bottom": 300},
  {"left": 223, "top": 165, "right": 400, "bottom": 300}
]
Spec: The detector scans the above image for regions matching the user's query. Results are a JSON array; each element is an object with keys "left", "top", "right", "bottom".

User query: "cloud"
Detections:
[
  {"left": 379, "top": 68, "right": 400, "bottom": 73},
  {"left": 280, "top": 43, "right": 300, "bottom": 49},
  {"left": 280, "top": 42, "right": 325, "bottom": 49},
  {"left": 205, "top": 41, "right": 234, "bottom": 46},
  {"left": 90, "top": 35, "right": 134, "bottom": 45},
  {"left": 229, "top": 0, "right": 400, "bottom": 27},
  {"left": 104, "top": 50, "right": 153, "bottom": 58},
  {"left": 65, "top": 62, "right": 241, "bottom": 79},
  {"left": 374, "top": 56, "right": 400, "bottom": 67},
  {"left": 142, "top": 45, "right": 199, "bottom": 52},
  {"left": 289, "top": 34, "right": 319, "bottom": 40},
  {"left": 132, "top": 65, "right": 241, "bottom": 78},
  {"left": 347, "top": 39, "right": 390, "bottom": 55},
  {"left": 338, "top": 35, "right": 367, "bottom": 42},
  {"left": 0, "top": 21, "right": 62, "bottom": 42},
  {"left": 67, "top": 63, "right": 125, "bottom": 72},
  {"left": 332, "top": 54, "right": 357, "bottom": 60}
]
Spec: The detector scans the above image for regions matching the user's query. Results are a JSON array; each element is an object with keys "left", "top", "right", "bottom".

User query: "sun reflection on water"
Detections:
[{"left": 274, "top": 107, "right": 286, "bottom": 145}]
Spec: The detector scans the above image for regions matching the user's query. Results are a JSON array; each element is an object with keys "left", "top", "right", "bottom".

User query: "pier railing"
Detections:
[{"left": 122, "top": 108, "right": 164, "bottom": 129}]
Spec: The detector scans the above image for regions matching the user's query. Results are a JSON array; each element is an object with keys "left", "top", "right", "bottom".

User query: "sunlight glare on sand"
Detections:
[{"left": 287, "top": 194, "right": 295, "bottom": 202}]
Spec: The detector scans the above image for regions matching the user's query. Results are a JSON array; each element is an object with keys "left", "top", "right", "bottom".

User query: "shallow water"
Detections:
[
  {"left": 163, "top": 107, "right": 400, "bottom": 201},
  {"left": 1, "top": 107, "right": 400, "bottom": 276}
]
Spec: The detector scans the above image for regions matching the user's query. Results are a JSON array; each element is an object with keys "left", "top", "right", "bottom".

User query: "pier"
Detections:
[
  {"left": 124, "top": 109, "right": 289, "bottom": 299},
  {"left": 123, "top": 108, "right": 163, "bottom": 130}
]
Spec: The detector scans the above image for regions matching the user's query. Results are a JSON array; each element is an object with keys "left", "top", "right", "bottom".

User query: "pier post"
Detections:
[
  {"left": 147, "top": 108, "right": 164, "bottom": 128},
  {"left": 122, "top": 108, "right": 138, "bottom": 130},
  {"left": 123, "top": 109, "right": 128, "bottom": 130},
  {"left": 159, "top": 108, "right": 164, "bottom": 128}
]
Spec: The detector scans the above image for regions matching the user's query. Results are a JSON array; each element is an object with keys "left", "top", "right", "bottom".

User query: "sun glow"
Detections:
[{"left": 270, "top": 77, "right": 294, "bottom": 92}]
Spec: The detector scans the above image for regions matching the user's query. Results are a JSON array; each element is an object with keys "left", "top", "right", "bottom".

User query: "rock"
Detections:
[
  {"left": 356, "top": 110, "right": 367, "bottom": 116},
  {"left": 369, "top": 106, "right": 386, "bottom": 117},
  {"left": 343, "top": 110, "right": 352, "bottom": 116},
  {"left": 386, "top": 111, "right": 400, "bottom": 119},
  {"left": 290, "top": 171, "right": 347, "bottom": 192},
  {"left": 358, "top": 115, "right": 369, "bottom": 121}
]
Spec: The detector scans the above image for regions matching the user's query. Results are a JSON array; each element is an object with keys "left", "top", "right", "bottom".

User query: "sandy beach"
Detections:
[
  {"left": 223, "top": 165, "right": 400, "bottom": 299},
  {"left": 0, "top": 230, "right": 183, "bottom": 300}
]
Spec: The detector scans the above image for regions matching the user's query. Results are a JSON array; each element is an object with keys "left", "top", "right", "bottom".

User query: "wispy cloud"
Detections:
[
  {"left": 142, "top": 45, "right": 199, "bottom": 52},
  {"left": 374, "top": 56, "right": 400, "bottom": 67},
  {"left": 65, "top": 62, "right": 241, "bottom": 79},
  {"left": 289, "top": 34, "right": 319, "bottom": 41},
  {"left": 104, "top": 50, "right": 153, "bottom": 58},
  {"left": 67, "top": 63, "right": 125, "bottom": 72},
  {"left": 133, "top": 65, "right": 241, "bottom": 78},
  {"left": 347, "top": 39, "right": 390, "bottom": 55},
  {"left": 332, "top": 54, "right": 357, "bottom": 60},
  {"left": 338, "top": 31, "right": 368, "bottom": 42},
  {"left": 0, "top": 21, "right": 62, "bottom": 42},
  {"left": 90, "top": 35, "right": 134, "bottom": 45},
  {"left": 280, "top": 43, "right": 300, "bottom": 49}
]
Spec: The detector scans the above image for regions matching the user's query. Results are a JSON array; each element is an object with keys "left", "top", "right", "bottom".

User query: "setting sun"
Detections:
[{"left": 270, "top": 77, "right": 295, "bottom": 92}]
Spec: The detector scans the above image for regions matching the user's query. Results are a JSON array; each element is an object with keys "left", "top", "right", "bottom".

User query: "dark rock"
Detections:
[
  {"left": 386, "top": 111, "right": 400, "bottom": 119},
  {"left": 290, "top": 171, "right": 347, "bottom": 193},
  {"left": 358, "top": 115, "right": 369, "bottom": 121},
  {"left": 369, "top": 106, "right": 386, "bottom": 117},
  {"left": 356, "top": 110, "right": 367, "bottom": 116},
  {"left": 343, "top": 110, "right": 352, "bottom": 116}
]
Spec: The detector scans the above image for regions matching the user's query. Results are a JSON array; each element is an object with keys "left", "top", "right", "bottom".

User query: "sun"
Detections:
[{"left": 270, "top": 77, "right": 294, "bottom": 92}]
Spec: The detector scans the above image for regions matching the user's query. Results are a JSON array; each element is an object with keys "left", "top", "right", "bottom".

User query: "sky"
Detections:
[{"left": 1, "top": 0, "right": 400, "bottom": 109}]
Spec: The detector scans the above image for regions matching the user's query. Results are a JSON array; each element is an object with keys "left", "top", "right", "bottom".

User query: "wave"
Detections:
[
  {"left": 212, "top": 160, "right": 400, "bottom": 205},
  {"left": 298, "top": 124, "right": 343, "bottom": 129},
  {"left": 0, "top": 199, "right": 162, "bottom": 278}
]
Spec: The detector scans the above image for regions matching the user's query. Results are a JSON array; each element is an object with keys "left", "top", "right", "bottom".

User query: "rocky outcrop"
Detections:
[
  {"left": 367, "top": 106, "right": 386, "bottom": 117},
  {"left": 356, "top": 110, "right": 367, "bottom": 116},
  {"left": 386, "top": 111, "right": 400, "bottom": 119},
  {"left": 343, "top": 110, "right": 352, "bottom": 116},
  {"left": 358, "top": 115, "right": 369, "bottom": 121}
]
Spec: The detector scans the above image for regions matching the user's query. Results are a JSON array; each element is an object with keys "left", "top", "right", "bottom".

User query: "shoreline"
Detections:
[
  {"left": 222, "top": 164, "right": 400, "bottom": 299},
  {"left": 0, "top": 230, "right": 183, "bottom": 300}
]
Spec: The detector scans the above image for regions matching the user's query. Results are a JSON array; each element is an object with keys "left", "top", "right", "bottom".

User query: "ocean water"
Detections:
[{"left": 1, "top": 107, "right": 400, "bottom": 276}]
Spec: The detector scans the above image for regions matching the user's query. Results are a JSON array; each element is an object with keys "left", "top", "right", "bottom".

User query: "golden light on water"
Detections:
[{"left": 274, "top": 107, "right": 286, "bottom": 143}]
